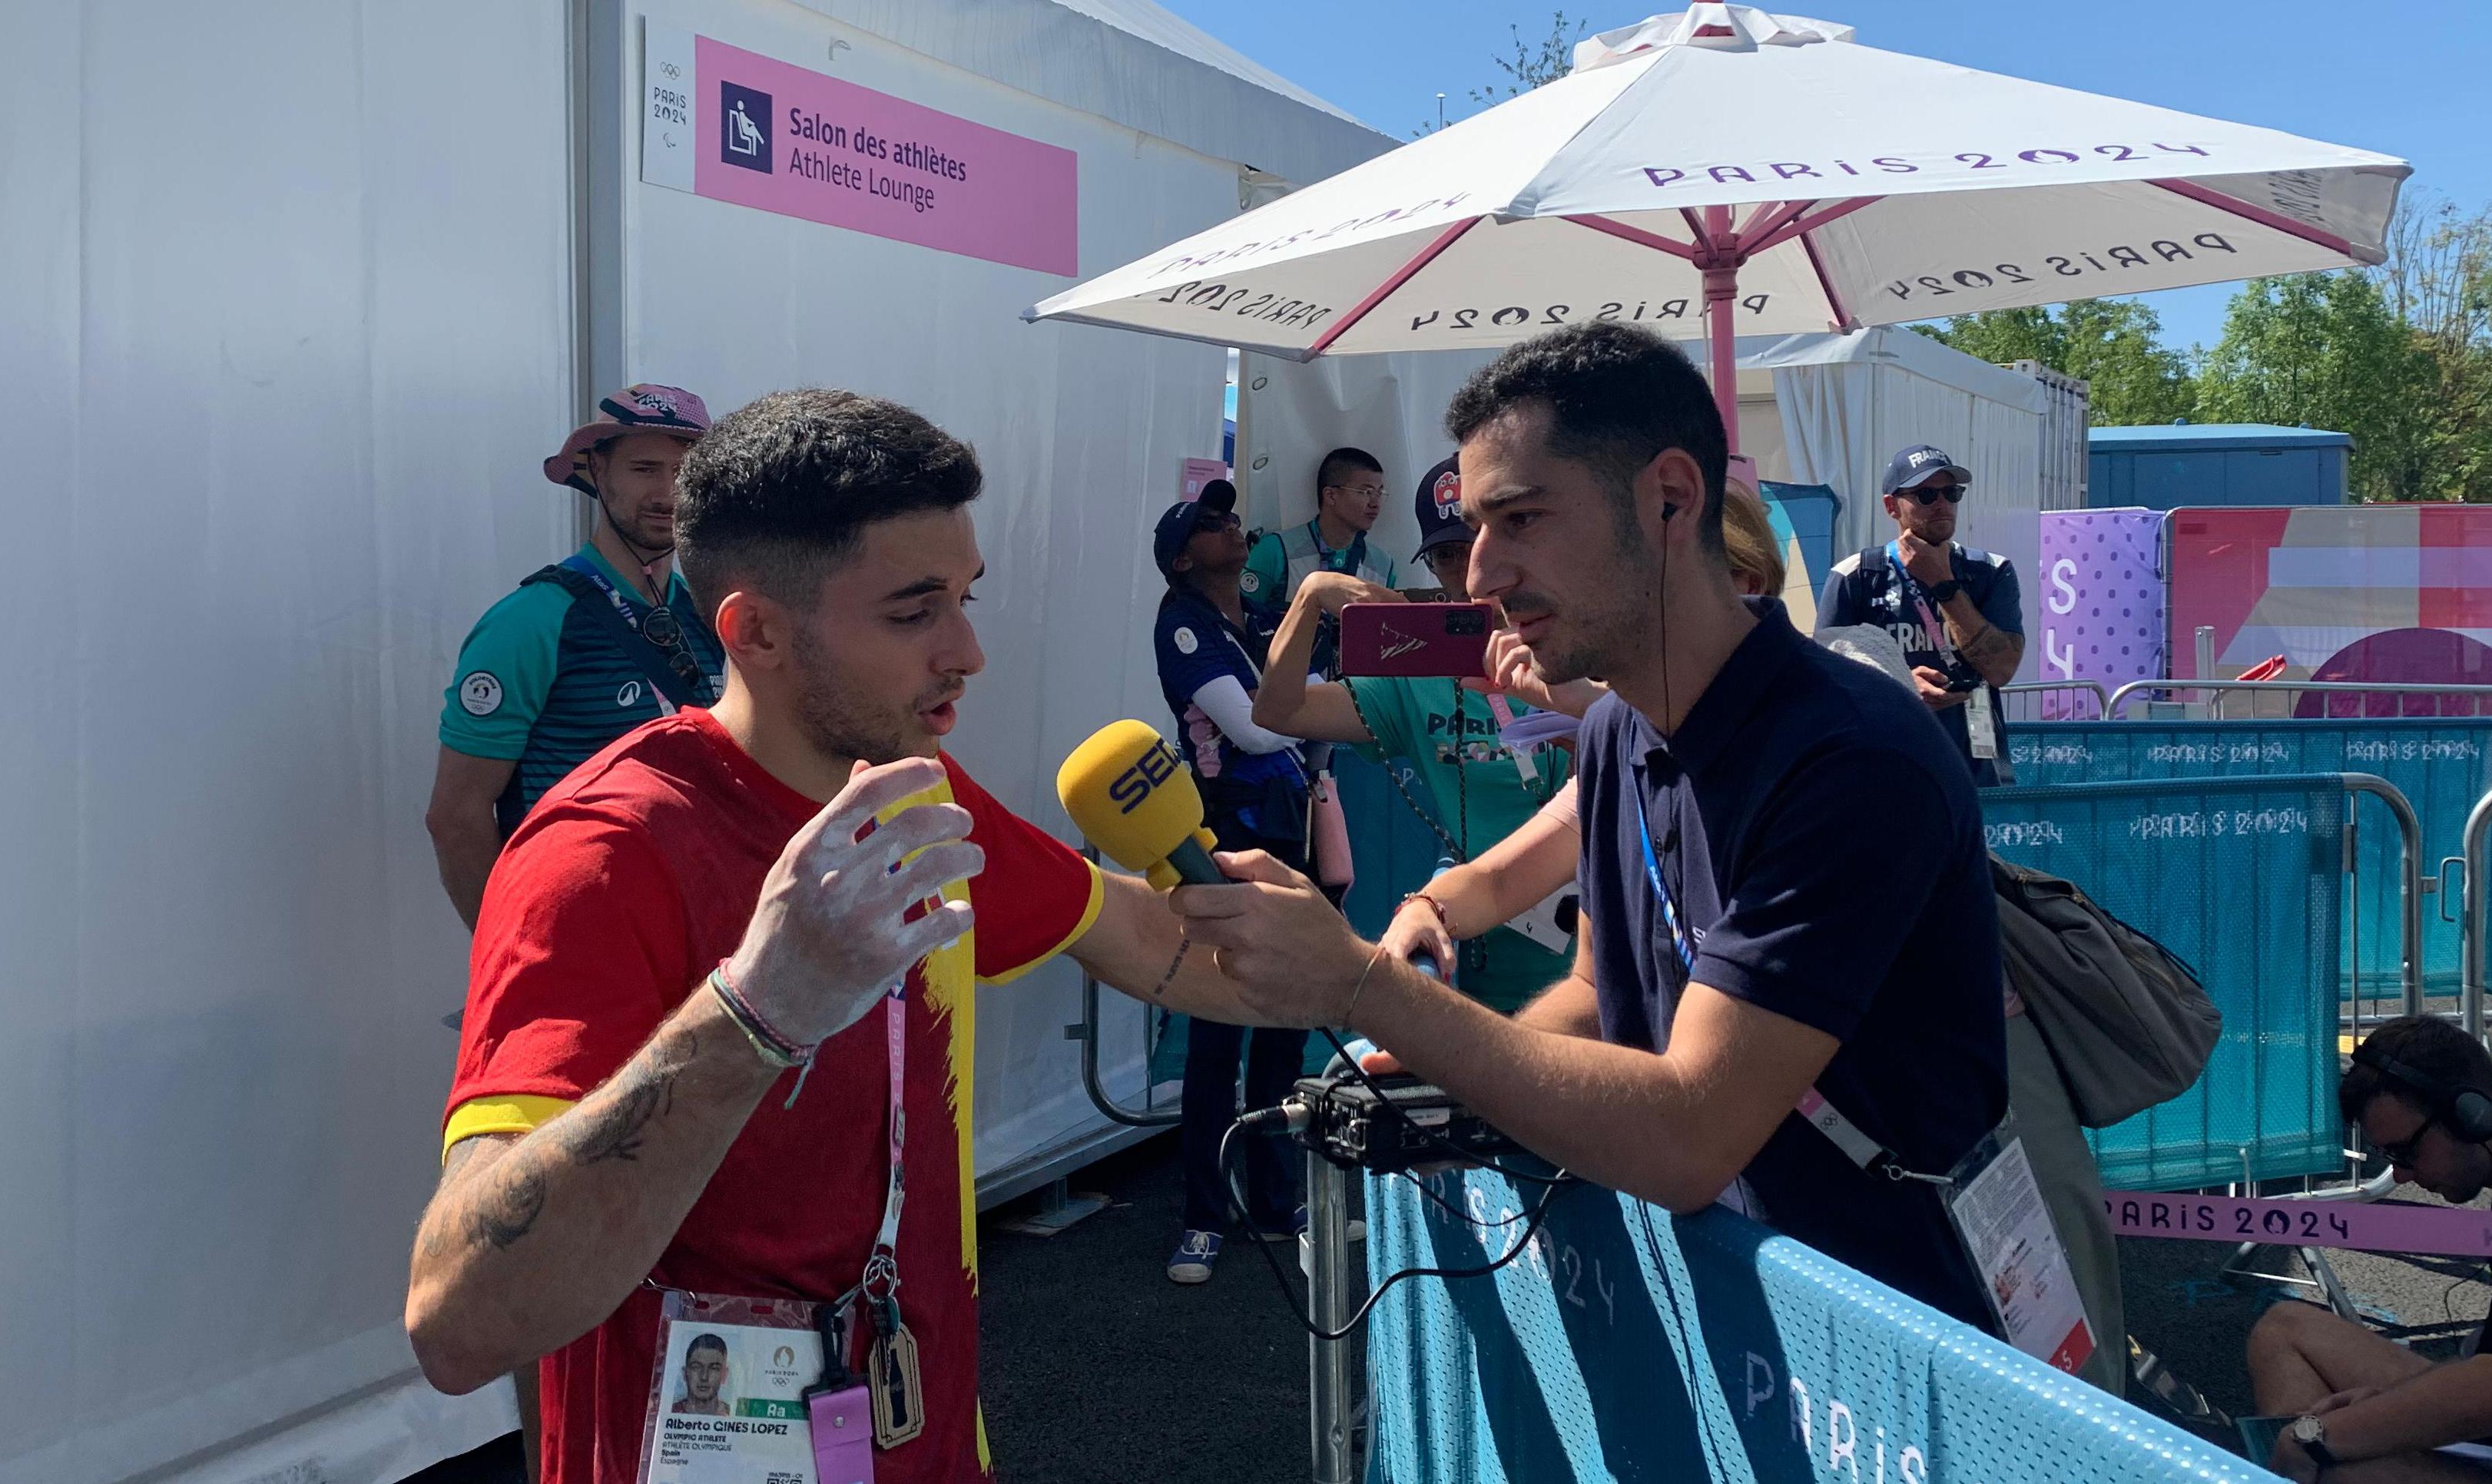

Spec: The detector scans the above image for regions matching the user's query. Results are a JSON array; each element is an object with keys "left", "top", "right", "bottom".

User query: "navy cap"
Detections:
[
  {"left": 1411, "top": 455, "right": 1469, "bottom": 560},
  {"left": 1881, "top": 444, "right": 1970, "bottom": 495},
  {"left": 1153, "top": 478, "right": 1238, "bottom": 578}
]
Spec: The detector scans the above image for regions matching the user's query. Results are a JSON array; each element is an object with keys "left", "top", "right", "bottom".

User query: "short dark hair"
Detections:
[
  {"left": 677, "top": 389, "right": 982, "bottom": 605},
  {"left": 1316, "top": 446, "right": 1384, "bottom": 493},
  {"left": 1443, "top": 323, "right": 1728, "bottom": 552},
  {"left": 686, "top": 1333, "right": 729, "bottom": 1359},
  {"left": 2341, "top": 1015, "right": 2492, "bottom": 1125}
]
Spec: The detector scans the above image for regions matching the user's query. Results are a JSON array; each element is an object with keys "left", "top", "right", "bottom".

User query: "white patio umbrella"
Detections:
[{"left": 1026, "top": 4, "right": 2409, "bottom": 448}]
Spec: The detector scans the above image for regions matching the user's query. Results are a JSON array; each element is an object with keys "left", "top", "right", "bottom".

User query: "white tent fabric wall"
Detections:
[
  {"left": 0, "top": 3, "right": 566, "bottom": 1481},
  {"left": 1758, "top": 327, "right": 2073, "bottom": 682},
  {"left": 618, "top": 0, "right": 1397, "bottom": 1194},
  {"left": 1232, "top": 351, "right": 1498, "bottom": 552}
]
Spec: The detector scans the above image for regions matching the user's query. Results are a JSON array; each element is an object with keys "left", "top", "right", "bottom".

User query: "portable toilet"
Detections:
[{"left": 2087, "top": 423, "right": 2350, "bottom": 509}]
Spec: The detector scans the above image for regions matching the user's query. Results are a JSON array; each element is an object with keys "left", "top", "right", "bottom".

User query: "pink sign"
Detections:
[
  {"left": 1180, "top": 459, "right": 1228, "bottom": 502},
  {"left": 694, "top": 35, "right": 1078, "bottom": 276},
  {"left": 2106, "top": 1190, "right": 2492, "bottom": 1259}
]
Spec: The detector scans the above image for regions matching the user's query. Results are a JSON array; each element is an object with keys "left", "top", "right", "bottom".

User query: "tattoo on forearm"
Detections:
[
  {"left": 1152, "top": 932, "right": 1193, "bottom": 1002},
  {"left": 469, "top": 1159, "right": 548, "bottom": 1250},
  {"left": 563, "top": 1020, "right": 698, "bottom": 1165},
  {"left": 1959, "top": 621, "right": 2021, "bottom": 670}
]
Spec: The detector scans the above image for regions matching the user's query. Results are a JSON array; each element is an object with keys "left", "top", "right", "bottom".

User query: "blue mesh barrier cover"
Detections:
[
  {"left": 1984, "top": 775, "right": 2348, "bottom": 1189},
  {"left": 1364, "top": 1164, "right": 2275, "bottom": 1484},
  {"left": 2009, "top": 719, "right": 2492, "bottom": 995}
]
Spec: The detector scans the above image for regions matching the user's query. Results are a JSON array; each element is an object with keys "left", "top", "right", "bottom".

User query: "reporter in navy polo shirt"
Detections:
[{"left": 1170, "top": 323, "right": 2010, "bottom": 1331}]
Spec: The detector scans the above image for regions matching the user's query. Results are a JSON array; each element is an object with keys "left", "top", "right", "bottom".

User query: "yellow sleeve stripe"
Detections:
[
  {"left": 979, "top": 860, "right": 1106, "bottom": 987},
  {"left": 442, "top": 1094, "right": 575, "bottom": 1162}
]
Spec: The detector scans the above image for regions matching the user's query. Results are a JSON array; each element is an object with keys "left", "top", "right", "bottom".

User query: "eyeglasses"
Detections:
[
  {"left": 1325, "top": 484, "right": 1387, "bottom": 501},
  {"left": 1423, "top": 543, "right": 1473, "bottom": 574},
  {"left": 639, "top": 602, "right": 712, "bottom": 696},
  {"left": 2373, "top": 1111, "right": 2442, "bottom": 1168},
  {"left": 1900, "top": 482, "right": 1967, "bottom": 505}
]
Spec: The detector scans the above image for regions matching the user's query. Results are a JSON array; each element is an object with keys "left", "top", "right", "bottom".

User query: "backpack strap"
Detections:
[{"left": 522, "top": 560, "right": 712, "bottom": 710}]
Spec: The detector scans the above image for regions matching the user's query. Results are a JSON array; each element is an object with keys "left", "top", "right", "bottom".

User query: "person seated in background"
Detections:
[
  {"left": 1379, "top": 484, "right": 2126, "bottom": 1396},
  {"left": 1814, "top": 444, "right": 2023, "bottom": 786},
  {"left": 1250, "top": 455, "right": 1573, "bottom": 1015},
  {"left": 1149, "top": 479, "right": 1314, "bottom": 1284},
  {"left": 2248, "top": 1015, "right": 2492, "bottom": 1482}
]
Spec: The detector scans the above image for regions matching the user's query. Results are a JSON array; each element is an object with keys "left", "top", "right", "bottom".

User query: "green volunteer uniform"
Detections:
[{"left": 1341, "top": 673, "right": 1572, "bottom": 1013}]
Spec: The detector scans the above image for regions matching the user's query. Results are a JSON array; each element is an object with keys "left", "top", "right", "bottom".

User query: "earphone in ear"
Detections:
[
  {"left": 1660, "top": 503, "right": 1677, "bottom": 522},
  {"left": 2352, "top": 1041, "right": 2492, "bottom": 1144}
]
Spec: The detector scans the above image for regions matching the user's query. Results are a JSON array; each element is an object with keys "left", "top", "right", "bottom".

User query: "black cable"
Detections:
[
  {"left": 1218, "top": 1113, "right": 1579, "bottom": 1342},
  {"left": 1311, "top": 1025, "right": 1569, "bottom": 1187}
]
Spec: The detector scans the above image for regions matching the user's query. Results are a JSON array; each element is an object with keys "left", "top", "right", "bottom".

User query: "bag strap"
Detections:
[{"left": 523, "top": 561, "right": 710, "bottom": 710}]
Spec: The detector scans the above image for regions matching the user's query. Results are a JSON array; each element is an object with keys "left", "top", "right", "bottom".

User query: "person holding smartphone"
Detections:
[
  {"left": 1251, "top": 455, "right": 1572, "bottom": 1015},
  {"left": 1814, "top": 445, "right": 2023, "bottom": 786}
]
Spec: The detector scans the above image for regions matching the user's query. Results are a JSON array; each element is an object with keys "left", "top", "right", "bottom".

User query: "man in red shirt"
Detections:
[{"left": 406, "top": 389, "right": 1273, "bottom": 1484}]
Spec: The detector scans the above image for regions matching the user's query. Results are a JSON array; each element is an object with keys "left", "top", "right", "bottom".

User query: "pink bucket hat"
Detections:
[{"left": 544, "top": 384, "right": 712, "bottom": 492}]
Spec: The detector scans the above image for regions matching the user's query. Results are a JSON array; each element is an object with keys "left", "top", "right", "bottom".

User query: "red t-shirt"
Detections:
[{"left": 444, "top": 708, "right": 1102, "bottom": 1484}]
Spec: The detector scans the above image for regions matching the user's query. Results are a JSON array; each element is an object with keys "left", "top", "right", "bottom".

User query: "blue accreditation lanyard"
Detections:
[{"left": 1632, "top": 780, "right": 1697, "bottom": 975}]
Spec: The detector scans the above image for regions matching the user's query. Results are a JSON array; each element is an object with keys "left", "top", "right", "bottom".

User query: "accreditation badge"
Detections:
[
  {"left": 1966, "top": 684, "right": 2000, "bottom": 760},
  {"left": 1940, "top": 1132, "right": 2096, "bottom": 1377},
  {"left": 636, "top": 1289, "right": 863, "bottom": 1484}
]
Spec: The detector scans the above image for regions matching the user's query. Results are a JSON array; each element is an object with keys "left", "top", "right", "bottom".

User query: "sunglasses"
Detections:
[
  {"left": 2373, "top": 1110, "right": 2443, "bottom": 1168},
  {"left": 638, "top": 603, "right": 711, "bottom": 694},
  {"left": 1423, "top": 542, "right": 1473, "bottom": 573},
  {"left": 1899, "top": 482, "right": 1967, "bottom": 505},
  {"left": 1194, "top": 509, "right": 1241, "bottom": 533}
]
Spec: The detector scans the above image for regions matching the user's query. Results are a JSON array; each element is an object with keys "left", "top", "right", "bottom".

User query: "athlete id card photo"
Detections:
[{"left": 637, "top": 1290, "right": 852, "bottom": 1484}]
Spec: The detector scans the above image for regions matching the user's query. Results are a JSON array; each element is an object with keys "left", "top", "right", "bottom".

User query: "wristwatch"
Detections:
[
  {"left": 1927, "top": 578, "right": 1966, "bottom": 603},
  {"left": 2291, "top": 1413, "right": 2338, "bottom": 1470}
]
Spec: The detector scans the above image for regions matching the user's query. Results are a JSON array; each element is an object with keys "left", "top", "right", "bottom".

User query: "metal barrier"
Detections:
[
  {"left": 1307, "top": 1151, "right": 1357, "bottom": 1484},
  {"left": 1070, "top": 846, "right": 1180, "bottom": 1128},
  {"left": 1985, "top": 773, "right": 2388, "bottom": 1189},
  {"left": 2106, "top": 678, "right": 2492, "bottom": 721},
  {"left": 1350, "top": 1164, "right": 2273, "bottom": 1483},
  {"left": 2464, "top": 789, "right": 2492, "bottom": 1041},
  {"left": 2000, "top": 679, "right": 2110, "bottom": 723}
]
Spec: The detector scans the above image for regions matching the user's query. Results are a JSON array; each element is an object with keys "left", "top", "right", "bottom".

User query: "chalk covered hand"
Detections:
[{"left": 721, "top": 757, "right": 981, "bottom": 1049}]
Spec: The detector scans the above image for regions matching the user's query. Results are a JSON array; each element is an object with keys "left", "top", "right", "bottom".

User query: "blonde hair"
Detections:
[{"left": 1719, "top": 488, "right": 1788, "bottom": 598}]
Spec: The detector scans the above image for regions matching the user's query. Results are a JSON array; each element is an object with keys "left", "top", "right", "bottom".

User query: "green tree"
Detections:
[
  {"left": 1920, "top": 300, "right": 2197, "bottom": 426},
  {"left": 2195, "top": 271, "right": 2441, "bottom": 502},
  {"left": 1417, "top": 11, "right": 1584, "bottom": 134}
]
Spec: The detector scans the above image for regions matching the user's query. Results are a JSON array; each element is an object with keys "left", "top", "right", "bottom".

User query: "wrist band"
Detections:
[
  {"left": 1400, "top": 890, "right": 1457, "bottom": 940},
  {"left": 1342, "top": 942, "right": 1390, "bottom": 1026},
  {"left": 709, "top": 965, "right": 809, "bottom": 1071}
]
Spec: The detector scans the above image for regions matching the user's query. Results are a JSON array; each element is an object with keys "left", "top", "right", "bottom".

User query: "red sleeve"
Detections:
[
  {"left": 445, "top": 804, "right": 691, "bottom": 1123},
  {"left": 945, "top": 757, "right": 1105, "bottom": 985}
]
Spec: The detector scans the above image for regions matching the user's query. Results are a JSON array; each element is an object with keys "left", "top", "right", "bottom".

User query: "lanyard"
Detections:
[
  {"left": 1307, "top": 518, "right": 1368, "bottom": 579},
  {"left": 1884, "top": 541, "right": 1956, "bottom": 662},
  {"left": 860, "top": 979, "right": 908, "bottom": 1304},
  {"left": 565, "top": 553, "right": 672, "bottom": 639},
  {"left": 1629, "top": 773, "right": 1942, "bottom": 1185}
]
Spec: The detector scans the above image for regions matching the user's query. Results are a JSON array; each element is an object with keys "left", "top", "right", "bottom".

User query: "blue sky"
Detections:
[{"left": 1158, "top": 0, "right": 2490, "bottom": 354}]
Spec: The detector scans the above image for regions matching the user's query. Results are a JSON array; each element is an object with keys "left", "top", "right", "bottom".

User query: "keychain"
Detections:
[{"left": 866, "top": 1290, "right": 926, "bottom": 1448}]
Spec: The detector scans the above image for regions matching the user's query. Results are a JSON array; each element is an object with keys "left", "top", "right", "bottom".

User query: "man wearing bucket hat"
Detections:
[
  {"left": 1815, "top": 444, "right": 2024, "bottom": 786},
  {"left": 426, "top": 385, "right": 729, "bottom": 930}
]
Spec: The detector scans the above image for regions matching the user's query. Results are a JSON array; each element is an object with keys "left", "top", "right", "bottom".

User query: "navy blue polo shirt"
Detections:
[
  {"left": 1574, "top": 598, "right": 2008, "bottom": 1331},
  {"left": 1152, "top": 585, "right": 1307, "bottom": 838}
]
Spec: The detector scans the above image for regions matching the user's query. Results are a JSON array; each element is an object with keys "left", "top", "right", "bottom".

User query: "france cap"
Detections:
[{"left": 1881, "top": 444, "right": 1971, "bottom": 495}]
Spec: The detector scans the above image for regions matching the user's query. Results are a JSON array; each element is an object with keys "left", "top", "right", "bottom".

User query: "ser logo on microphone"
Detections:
[{"left": 1107, "top": 740, "right": 1182, "bottom": 814}]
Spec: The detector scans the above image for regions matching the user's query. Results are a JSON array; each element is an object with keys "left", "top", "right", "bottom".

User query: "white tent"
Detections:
[
  {"left": 0, "top": 3, "right": 1391, "bottom": 1481},
  {"left": 1745, "top": 326, "right": 2084, "bottom": 677}
]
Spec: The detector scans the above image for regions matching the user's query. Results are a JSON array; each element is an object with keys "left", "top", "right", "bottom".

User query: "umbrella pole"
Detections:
[{"left": 1698, "top": 204, "right": 1741, "bottom": 454}]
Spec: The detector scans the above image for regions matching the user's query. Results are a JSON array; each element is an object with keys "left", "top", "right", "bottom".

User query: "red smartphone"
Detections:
[{"left": 1337, "top": 601, "right": 1495, "bottom": 677}]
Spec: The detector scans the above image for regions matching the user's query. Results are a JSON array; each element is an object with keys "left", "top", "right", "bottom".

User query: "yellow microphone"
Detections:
[{"left": 1056, "top": 720, "right": 1224, "bottom": 890}]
